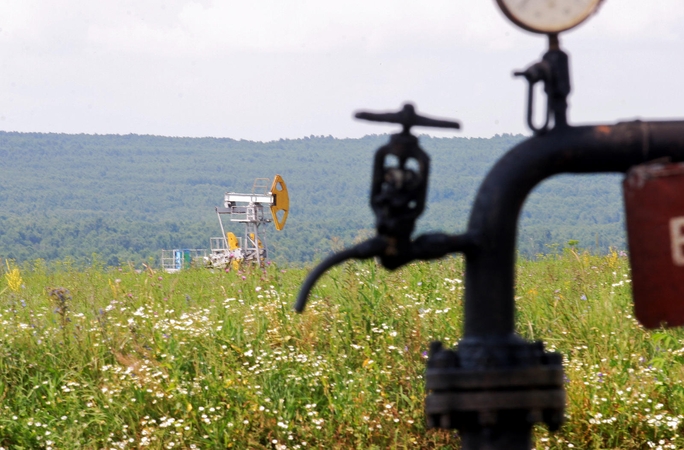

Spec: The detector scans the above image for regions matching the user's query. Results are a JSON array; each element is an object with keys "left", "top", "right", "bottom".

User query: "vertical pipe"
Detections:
[{"left": 462, "top": 124, "right": 652, "bottom": 340}]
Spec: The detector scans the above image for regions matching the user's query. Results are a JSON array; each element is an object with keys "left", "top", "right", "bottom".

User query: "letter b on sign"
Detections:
[{"left": 624, "top": 163, "right": 684, "bottom": 329}]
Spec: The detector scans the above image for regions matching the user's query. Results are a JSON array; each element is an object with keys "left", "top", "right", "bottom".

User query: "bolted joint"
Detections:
[{"left": 424, "top": 338, "right": 566, "bottom": 433}]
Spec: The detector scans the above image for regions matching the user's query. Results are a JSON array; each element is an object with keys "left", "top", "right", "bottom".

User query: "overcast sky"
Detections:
[{"left": 1, "top": 1, "right": 683, "bottom": 141}]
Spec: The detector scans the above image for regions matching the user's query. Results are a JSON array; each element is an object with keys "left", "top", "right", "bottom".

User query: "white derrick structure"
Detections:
[
  {"left": 210, "top": 178, "right": 272, "bottom": 267},
  {"left": 162, "top": 176, "right": 288, "bottom": 272}
]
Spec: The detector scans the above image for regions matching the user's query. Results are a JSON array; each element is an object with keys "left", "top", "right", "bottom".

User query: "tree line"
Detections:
[{"left": 0, "top": 131, "right": 625, "bottom": 266}]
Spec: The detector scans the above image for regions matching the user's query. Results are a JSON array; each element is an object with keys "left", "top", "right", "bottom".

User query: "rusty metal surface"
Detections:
[{"left": 624, "top": 162, "right": 684, "bottom": 328}]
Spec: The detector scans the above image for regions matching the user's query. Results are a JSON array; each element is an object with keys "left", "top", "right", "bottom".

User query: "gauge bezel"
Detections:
[{"left": 495, "top": 0, "right": 604, "bottom": 34}]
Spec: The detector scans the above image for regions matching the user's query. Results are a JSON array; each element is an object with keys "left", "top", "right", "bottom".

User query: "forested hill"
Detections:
[{"left": 0, "top": 131, "right": 625, "bottom": 266}]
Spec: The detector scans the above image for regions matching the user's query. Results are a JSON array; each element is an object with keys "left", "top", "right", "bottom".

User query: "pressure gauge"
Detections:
[{"left": 496, "top": 0, "right": 604, "bottom": 34}]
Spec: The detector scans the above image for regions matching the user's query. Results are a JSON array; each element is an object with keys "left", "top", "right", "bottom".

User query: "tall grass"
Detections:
[{"left": 0, "top": 251, "right": 681, "bottom": 449}]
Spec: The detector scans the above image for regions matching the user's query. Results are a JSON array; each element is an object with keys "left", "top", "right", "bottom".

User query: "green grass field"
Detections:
[{"left": 0, "top": 250, "right": 682, "bottom": 449}]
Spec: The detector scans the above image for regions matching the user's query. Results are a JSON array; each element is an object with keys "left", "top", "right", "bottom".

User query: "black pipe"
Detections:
[
  {"left": 295, "top": 232, "right": 477, "bottom": 313},
  {"left": 453, "top": 120, "right": 684, "bottom": 450},
  {"left": 463, "top": 120, "right": 684, "bottom": 340},
  {"left": 292, "top": 118, "right": 684, "bottom": 450}
]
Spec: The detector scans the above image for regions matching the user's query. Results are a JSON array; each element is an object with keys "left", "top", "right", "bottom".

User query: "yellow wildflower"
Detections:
[
  {"left": 4, "top": 261, "right": 23, "bottom": 292},
  {"left": 108, "top": 279, "right": 119, "bottom": 298}
]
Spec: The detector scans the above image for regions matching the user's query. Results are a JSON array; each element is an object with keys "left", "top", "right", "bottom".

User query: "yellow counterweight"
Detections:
[{"left": 269, "top": 174, "right": 289, "bottom": 231}]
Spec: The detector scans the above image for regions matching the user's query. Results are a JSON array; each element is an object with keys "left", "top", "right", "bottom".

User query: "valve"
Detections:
[
  {"left": 294, "top": 103, "right": 473, "bottom": 312},
  {"left": 515, "top": 35, "right": 571, "bottom": 135},
  {"left": 360, "top": 103, "right": 460, "bottom": 268}
]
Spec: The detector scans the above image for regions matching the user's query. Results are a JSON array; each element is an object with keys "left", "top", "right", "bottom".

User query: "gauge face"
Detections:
[{"left": 496, "top": 0, "right": 603, "bottom": 34}]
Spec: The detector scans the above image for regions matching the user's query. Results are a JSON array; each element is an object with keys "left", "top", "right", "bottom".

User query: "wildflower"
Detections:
[
  {"left": 48, "top": 287, "right": 72, "bottom": 328},
  {"left": 4, "top": 261, "right": 23, "bottom": 292}
]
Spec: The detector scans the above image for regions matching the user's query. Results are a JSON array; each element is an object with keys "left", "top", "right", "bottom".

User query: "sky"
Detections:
[{"left": 1, "top": 0, "right": 683, "bottom": 141}]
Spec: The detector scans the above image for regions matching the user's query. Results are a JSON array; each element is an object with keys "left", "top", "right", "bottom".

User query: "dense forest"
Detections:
[{"left": 0, "top": 131, "right": 625, "bottom": 266}]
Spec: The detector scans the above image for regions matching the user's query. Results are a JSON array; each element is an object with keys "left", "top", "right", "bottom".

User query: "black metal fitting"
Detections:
[
  {"left": 425, "top": 338, "right": 565, "bottom": 436},
  {"left": 294, "top": 104, "right": 464, "bottom": 312},
  {"left": 293, "top": 38, "right": 684, "bottom": 449},
  {"left": 454, "top": 120, "right": 684, "bottom": 449},
  {"left": 359, "top": 103, "right": 460, "bottom": 268},
  {"left": 370, "top": 132, "right": 428, "bottom": 252},
  {"left": 515, "top": 36, "right": 570, "bottom": 134}
]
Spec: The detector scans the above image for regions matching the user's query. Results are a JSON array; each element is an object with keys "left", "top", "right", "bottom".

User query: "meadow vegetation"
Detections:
[{"left": 0, "top": 249, "right": 682, "bottom": 449}]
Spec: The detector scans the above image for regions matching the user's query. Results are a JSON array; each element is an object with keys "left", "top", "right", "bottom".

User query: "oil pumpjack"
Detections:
[
  {"left": 207, "top": 175, "right": 289, "bottom": 269},
  {"left": 160, "top": 175, "right": 289, "bottom": 272}
]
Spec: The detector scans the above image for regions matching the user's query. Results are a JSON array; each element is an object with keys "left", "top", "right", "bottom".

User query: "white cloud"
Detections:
[
  {"left": 574, "top": 0, "right": 684, "bottom": 42},
  {"left": 4, "top": 1, "right": 522, "bottom": 56},
  {"left": 0, "top": 0, "right": 683, "bottom": 139},
  {"left": 4, "top": 1, "right": 684, "bottom": 54},
  {"left": 4, "top": 1, "right": 683, "bottom": 57}
]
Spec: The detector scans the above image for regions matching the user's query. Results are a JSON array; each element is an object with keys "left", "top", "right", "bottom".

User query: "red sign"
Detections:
[{"left": 624, "top": 162, "right": 684, "bottom": 329}]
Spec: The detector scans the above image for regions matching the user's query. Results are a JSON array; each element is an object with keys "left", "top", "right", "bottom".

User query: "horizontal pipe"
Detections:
[
  {"left": 464, "top": 120, "right": 684, "bottom": 339},
  {"left": 295, "top": 231, "right": 477, "bottom": 312},
  {"left": 410, "top": 232, "right": 479, "bottom": 259}
]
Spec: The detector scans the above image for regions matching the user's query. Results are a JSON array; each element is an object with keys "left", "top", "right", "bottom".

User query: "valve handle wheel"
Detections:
[{"left": 355, "top": 103, "right": 460, "bottom": 135}]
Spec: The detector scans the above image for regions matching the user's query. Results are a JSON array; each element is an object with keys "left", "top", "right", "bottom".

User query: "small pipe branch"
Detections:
[{"left": 294, "top": 231, "right": 477, "bottom": 313}]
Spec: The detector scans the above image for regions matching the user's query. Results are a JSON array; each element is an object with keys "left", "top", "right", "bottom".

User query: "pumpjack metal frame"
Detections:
[
  {"left": 295, "top": 34, "right": 684, "bottom": 449},
  {"left": 210, "top": 175, "right": 290, "bottom": 269},
  {"left": 213, "top": 178, "right": 274, "bottom": 267}
]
